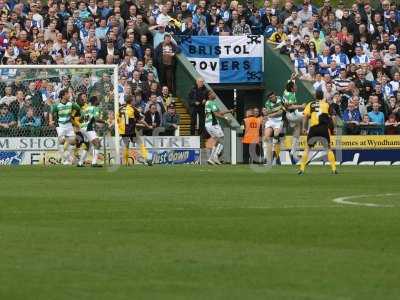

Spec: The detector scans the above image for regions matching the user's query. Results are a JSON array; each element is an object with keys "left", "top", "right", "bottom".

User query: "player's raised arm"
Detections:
[{"left": 213, "top": 108, "right": 234, "bottom": 118}]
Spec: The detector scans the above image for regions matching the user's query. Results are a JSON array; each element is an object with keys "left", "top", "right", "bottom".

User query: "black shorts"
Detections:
[
  {"left": 121, "top": 134, "right": 137, "bottom": 145},
  {"left": 76, "top": 131, "right": 87, "bottom": 147},
  {"left": 307, "top": 124, "right": 331, "bottom": 148}
]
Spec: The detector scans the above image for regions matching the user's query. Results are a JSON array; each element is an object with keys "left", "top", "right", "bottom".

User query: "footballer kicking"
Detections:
[
  {"left": 263, "top": 91, "right": 285, "bottom": 166},
  {"left": 77, "top": 96, "right": 104, "bottom": 167},
  {"left": 298, "top": 90, "right": 337, "bottom": 175},
  {"left": 205, "top": 91, "right": 234, "bottom": 165},
  {"left": 283, "top": 73, "right": 306, "bottom": 164},
  {"left": 118, "top": 96, "right": 150, "bottom": 166},
  {"left": 49, "top": 89, "right": 81, "bottom": 165}
]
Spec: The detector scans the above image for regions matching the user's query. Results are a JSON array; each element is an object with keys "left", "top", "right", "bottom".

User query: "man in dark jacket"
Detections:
[
  {"left": 354, "top": 69, "right": 373, "bottom": 101},
  {"left": 154, "top": 34, "right": 180, "bottom": 93},
  {"left": 144, "top": 103, "right": 161, "bottom": 136},
  {"left": 188, "top": 78, "right": 208, "bottom": 135}
]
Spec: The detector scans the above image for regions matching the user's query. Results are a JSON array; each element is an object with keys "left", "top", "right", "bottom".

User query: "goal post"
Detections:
[{"left": 0, "top": 64, "right": 120, "bottom": 166}]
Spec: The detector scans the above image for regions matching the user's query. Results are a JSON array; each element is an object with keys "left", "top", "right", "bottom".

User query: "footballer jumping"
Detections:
[
  {"left": 263, "top": 91, "right": 285, "bottom": 166},
  {"left": 283, "top": 73, "right": 306, "bottom": 163}
]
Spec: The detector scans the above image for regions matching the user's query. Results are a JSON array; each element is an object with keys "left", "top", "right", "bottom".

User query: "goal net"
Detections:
[{"left": 0, "top": 65, "right": 120, "bottom": 166}]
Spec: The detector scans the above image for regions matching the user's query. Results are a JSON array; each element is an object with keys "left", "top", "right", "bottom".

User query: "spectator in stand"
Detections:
[
  {"left": 359, "top": 114, "right": 374, "bottom": 135},
  {"left": 318, "top": 47, "right": 332, "bottom": 75},
  {"left": 368, "top": 102, "right": 385, "bottom": 135},
  {"left": 154, "top": 34, "right": 179, "bottom": 93},
  {"left": 343, "top": 100, "right": 362, "bottom": 134},
  {"left": 144, "top": 103, "right": 161, "bottom": 136},
  {"left": 0, "top": 85, "right": 16, "bottom": 105},
  {"left": 163, "top": 104, "right": 180, "bottom": 136},
  {"left": 233, "top": 17, "right": 251, "bottom": 36},
  {"left": 20, "top": 107, "right": 41, "bottom": 129},
  {"left": 145, "top": 93, "right": 164, "bottom": 120},
  {"left": 294, "top": 48, "right": 309, "bottom": 76},
  {"left": 0, "top": 104, "right": 16, "bottom": 130},
  {"left": 385, "top": 114, "right": 399, "bottom": 134}
]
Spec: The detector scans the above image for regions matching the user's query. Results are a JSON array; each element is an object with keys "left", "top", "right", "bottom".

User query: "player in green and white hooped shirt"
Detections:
[
  {"left": 283, "top": 73, "right": 306, "bottom": 163},
  {"left": 205, "top": 91, "right": 234, "bottom": 165},
  {"left": 263, "top": 91, "right": 285, "bottom": 165},
  {"left": 78, "top": 95, "right": 103, "bottom": 167},
  {"left": 49, "top": 89, "right": 80, "bottom": 165}
]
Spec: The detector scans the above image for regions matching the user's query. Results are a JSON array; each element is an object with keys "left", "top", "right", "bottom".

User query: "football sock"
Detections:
[
  {"left": 123, "top": 148, "right": 129, "bottom": 165},
  {"left": 65, "top": 144, "right": 75, "bottom": 163},
  {"left": 274, "top": 143, "right": 281, "bottom": 160},
  {"left": 327, "top": 150, "right": 337, "bottom": 172},
  {"left": 300, "top": 147, "right": 309, "bottom": 172},
  {"left": 92, "top": 148, "right": 100, "bottom": 165},
  {"left": 262, "top": 141, "right": 267, "bottom": 162},
  {"left": 79, "top": 148, "right": 87, "bottom": 165},
  {"left": 291, "top": 136, "right": 299, "bottom": 155},
  {"left": 266, "top": 140, "right": 273, "bottom": 165},
  {"left": 58, "top": 143, "right": 65, "bottom": 161},
  {"left": 140, "top": 143, "right": 148, "bottom": 161},
  {"left": 210, "top": 146, "right": 217, "bottom": 161},
  {"left": 216, "top": 143, "right": 224, "bottom": 156}
]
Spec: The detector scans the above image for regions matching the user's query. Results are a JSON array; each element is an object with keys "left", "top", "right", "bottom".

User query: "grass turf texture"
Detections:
[{"left": 0, "top": 165, "right": 400, "bottom": 300}]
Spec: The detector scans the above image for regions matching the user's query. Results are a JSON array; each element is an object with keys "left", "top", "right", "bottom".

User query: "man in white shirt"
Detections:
[
  {"left": 383, "top": 45, "right": 399, "bottom": 68},
  {"left": 156, "top": 5, "right": 171, "bottom": 26},
  {"left": 64, "top": 46, "right": 80, "bottom": 64},
  {"left": 389, "top": 72, "right": 400, "bottom": 93},
  {"left": 284, "top": 11, "right": 302, "bottom": 32}
]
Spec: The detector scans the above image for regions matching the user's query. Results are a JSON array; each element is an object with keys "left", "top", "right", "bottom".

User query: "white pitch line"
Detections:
[
  {"left": 332, "top": 193, "right": 399, "bottom": 208},
  {"left": 213, "top": 204, "right": 344, "bottom": 210}
]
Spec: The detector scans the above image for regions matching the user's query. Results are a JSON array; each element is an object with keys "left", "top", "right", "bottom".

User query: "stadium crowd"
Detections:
[
  {"left": 263, "top": 0, "right": 400, "bottom": 134},
  {"left": 0, "top": 0, "right": 181, "bottom": 136},
  {"left": 0, "top": 0, "right": 399, "bottom": 136}
]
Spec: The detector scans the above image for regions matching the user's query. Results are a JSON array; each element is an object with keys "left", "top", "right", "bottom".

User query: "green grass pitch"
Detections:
[{"left": 1, "top": 165, "right": 400, "bottom": 300}]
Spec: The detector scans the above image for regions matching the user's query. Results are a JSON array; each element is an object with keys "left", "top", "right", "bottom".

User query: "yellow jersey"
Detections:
[
  {"left": 72, "top": 103, "right": 86, "bottom": 127},
  {"left": 118, "top": 104, "right": 141, "bottom": 135},
  {"left": 303, "top": 100, "right": 331, "bottom": 127}
]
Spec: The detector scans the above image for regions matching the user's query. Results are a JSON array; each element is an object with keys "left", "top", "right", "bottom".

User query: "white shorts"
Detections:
[
  {"left": 205, "top": 123, "right": 224, "bottom": 138},
  {"left": 286, "top": 110, "right": 303, "bottom": 127},
  {"left": 265, "top": 118, "right": 283, "bottom": 130},
  {"left": 81, "top": 128, "right": 97, "bottom": 142},
  {"left": 56, "top": 123, "right": 75, "bottom": 138}
]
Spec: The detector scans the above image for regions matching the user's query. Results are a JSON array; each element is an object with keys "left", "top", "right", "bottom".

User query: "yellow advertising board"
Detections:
[{"left": 283, "top": 136, "right": 400, "bottom": 150}]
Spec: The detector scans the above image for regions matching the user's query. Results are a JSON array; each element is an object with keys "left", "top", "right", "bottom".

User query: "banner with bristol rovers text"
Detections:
[{"left": 179, "top": 35, "right": 264, "bottom": 84}]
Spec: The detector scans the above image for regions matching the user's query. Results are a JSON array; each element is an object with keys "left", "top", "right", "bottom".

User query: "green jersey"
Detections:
[
  {"left": 265, "top": 96, "right": 284, "bottom": 119},
  {"left": 205, "top": 99, "right": 220, "bottom": 125},
  {"left": 51, "top": 101, "right": 80, "bottom": 125},
  {"left": 283, "top": 90, "right": 297, "bottom": 105},
  {"left": 80, "top": 104, "right": 101, "bottom": 131}
]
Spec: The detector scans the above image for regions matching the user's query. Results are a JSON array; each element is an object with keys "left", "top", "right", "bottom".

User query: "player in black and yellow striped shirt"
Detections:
[
  {"left": 299, "top": 90, "right": 337, "bottom": 175},
  {"left": 118, "top": 97, "right": 148, "bottom": 165}
]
